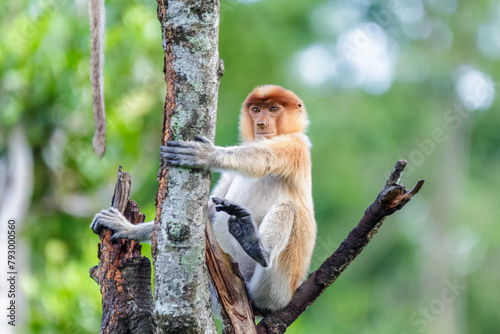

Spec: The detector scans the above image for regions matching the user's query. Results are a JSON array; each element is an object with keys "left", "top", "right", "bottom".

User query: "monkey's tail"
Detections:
[{"left": 89, "top": 0, "right": 106, "bottom": 158}]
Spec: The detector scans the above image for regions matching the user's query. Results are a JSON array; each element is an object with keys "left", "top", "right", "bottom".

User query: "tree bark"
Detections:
[
  {"left": 256, "top": 160, "right": 424, "bottom": 334},
  {"left": 206, "top": 222, "right": 257, "bottom": 334},
  {"left": 90, "top": 166, "right": 154, "bottom": 334},
  {"left": 153, "top": 0, "right": 222, "bottom": 332}
]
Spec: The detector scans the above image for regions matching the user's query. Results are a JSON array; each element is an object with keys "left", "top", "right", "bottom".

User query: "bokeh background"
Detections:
[{"left": 1, "top": 0, "right": 499, "bottom": 333}]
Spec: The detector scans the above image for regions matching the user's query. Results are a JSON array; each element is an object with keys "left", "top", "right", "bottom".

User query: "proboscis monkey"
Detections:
[{"left": 91, "top": 85, "right": 316, "bottom": 311}]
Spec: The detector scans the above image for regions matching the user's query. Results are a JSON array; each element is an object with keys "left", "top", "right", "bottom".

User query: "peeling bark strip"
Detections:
[
  {"left": 256, "top": 160, "right": 424, "bottom": 334},
  {"left": 205, "top": 222, "right": 257, "bottom": 334},
  {"left": 90, "top": 166, "right": 154, "bottom": 334},
  {"left": 153, "top": 1, "right": 221, "bottom": 333}
]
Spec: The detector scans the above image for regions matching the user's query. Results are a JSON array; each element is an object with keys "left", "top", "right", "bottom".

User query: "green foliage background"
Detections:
[{"left": 1, "top": 0, "right": 499, "bottom": 333}]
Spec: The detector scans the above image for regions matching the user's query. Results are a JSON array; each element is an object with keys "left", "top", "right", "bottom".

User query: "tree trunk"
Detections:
[
  {"left": 90, "top": 166, "right": 154, "bottom": 334},
  {"left": 152, "top": 0, "right": 222, "bottom": 332}
]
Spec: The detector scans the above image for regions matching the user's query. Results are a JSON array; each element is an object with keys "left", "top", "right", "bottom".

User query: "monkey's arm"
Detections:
[
  {"left": 212, "top": 197, "right": 270, "bottom": 267},
  {"left": 208, "top": 172, "right": 234, "bottom": 218},
  {"left": 90, "top": 207, "right": 154, "bottom": 241},
  {"left": 161, "top": 135, "right": 304, "bottom": 178},
  {"left": 211, "top": 197, "right": 295, "bottom": 269}
]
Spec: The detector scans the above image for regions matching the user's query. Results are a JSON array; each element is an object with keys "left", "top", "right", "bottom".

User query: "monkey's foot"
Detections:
[
  {"left": 212, "top": 197, "right": 270, "bottom": 267},
  {"left": 90, "top": 207, "right": 130, "bottom": 239}
]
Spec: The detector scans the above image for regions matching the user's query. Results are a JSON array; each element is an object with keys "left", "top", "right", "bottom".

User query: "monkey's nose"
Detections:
[{"left": 256, "top": 122, "right": 266, "bottom": 129}]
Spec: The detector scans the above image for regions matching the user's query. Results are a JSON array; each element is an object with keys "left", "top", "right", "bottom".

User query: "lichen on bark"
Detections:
[{"left": 153, "top": 0, "right": 221, "bottom": 333}]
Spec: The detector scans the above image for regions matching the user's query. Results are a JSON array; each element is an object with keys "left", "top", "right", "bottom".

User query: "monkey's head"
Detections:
[{"left": 239, "top": 85, "right": 308, "bottom": 142}]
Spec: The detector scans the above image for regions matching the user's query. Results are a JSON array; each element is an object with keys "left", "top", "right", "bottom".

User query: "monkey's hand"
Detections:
[
  {"left": 90, "top": 207, "right": 133, "bottom": 239},
  {"left": 161, "top": 135, "right": 216, "bottom": 169},
  {"left": 212, "top": 197, "right": 270, "bottom": 267}
]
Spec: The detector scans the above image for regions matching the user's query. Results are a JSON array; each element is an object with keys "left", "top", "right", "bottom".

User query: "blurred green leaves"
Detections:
[{"left": 1, "top": 0, "right": 499, "bottom": 333}]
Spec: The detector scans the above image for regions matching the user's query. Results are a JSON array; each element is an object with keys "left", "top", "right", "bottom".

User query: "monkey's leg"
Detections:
[
  {"left": 90, "top": 207, "right": 154, "bottom": 241},
  {"left": 212, "top": 197, "right": 270, "bottom": 267},
  {"left": 254, "top": 201, "right": 296, "bottom": 262},
  {"left": 247, "top": 202, "right": 296, "bottom": 311}
]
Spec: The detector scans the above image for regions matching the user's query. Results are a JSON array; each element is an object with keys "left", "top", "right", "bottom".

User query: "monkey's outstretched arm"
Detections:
[
  {"left": 89, "top": 0, "right": 106, "bottom": 158},
  {"left": 161, "top": 135, "right": 281, "bottom": 178},
  {"left": 90, "top": 207, "right": 154, "bottom": 241}
]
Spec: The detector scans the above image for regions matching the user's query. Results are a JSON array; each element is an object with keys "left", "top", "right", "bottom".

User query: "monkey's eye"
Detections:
[
  {"left": 252, "top": 107, "right": 260, "bottom": 113},
  {"left": 269, "top": 107, "right": 278, "bottom": 112}
]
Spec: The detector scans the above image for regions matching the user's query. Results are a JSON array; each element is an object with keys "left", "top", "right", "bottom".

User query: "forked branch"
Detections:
[{"left": 256, "top": 160, "right": 424, "bottom": 334}]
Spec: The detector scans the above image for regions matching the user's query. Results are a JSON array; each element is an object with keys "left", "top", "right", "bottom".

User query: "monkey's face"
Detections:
[
  {"left": 248, "top": 104, "right": 281, "bottom": 139},
  {"left": 240, "top": 85, "right": 308, "bottom": 142}
]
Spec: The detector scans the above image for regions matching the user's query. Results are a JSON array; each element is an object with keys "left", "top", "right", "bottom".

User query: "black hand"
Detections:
[
  {"left": 212, "top": 197, "right": 270, "bottom": 267},
  {"left": 160, "top": 135, "right": 212, "bottom": 167}
]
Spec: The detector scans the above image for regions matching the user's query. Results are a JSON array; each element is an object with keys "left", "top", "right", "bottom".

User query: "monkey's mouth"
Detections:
[{"left": 255, "top": 132, "right": 275, "bottom": 136}]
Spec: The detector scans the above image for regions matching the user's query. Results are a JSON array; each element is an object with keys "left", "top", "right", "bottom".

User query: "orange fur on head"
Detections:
[{"left": 239, "top": 85, "right": 309, "bottom": 142}]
